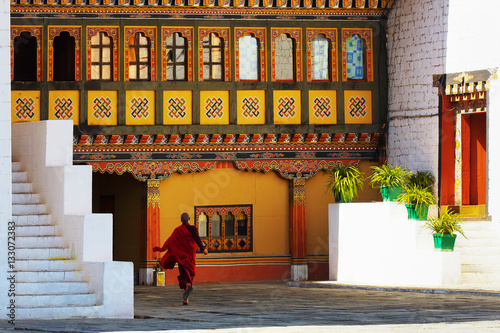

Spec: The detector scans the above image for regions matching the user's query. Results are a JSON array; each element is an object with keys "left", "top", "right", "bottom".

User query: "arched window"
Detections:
[
  {"left": 275, "top": 33, "right": 295, "bottom": 81},
  {"left": 90, "top": 32, "right": 113, "bottom": 81},
  {"left": 166, "top": 32, "right": 187, "bottom": 81},
  {"left": 346, "top": 34, "right": 364, "bottom": 80},
  {"left": 237, "top": 212, "right": 248, "bottom": 237},
  {"left": 53, "top": 31, "right": 76, "bottom": 81},
  {"left": 128, "top": 32, "right": 151, "bottom": 81},
  {"left": 224, "top": 212, "right": 235, "bottom": 237},
  {"left": 195, "top": 205, "right": 252, "bottom": 253},
  {"left": 13, "top": 31, "right": 37, "bottom": 82},
  {"left": 238, "top": 35, "right": 258, "bottom": 81},
  {"left": 202, "top": 33, "right": 223, "bottom": 81},
  {"left": 312, "top": 33, "right": 329, "bottom": 81},
  {"left": 211, "top": 212, "right": 221, "bottom": 238},
  {"left": 198, "top": 212, "right": 208, "bottom": 238}
]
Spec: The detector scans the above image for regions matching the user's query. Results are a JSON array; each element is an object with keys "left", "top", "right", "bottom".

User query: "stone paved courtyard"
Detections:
[{"left": 3, "top": 281, "right": 500, "bottom": 332}]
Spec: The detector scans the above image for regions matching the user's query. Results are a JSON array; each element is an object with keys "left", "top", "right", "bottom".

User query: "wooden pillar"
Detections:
[
  {"left": 139, "top": 179, "right": 161, "bottom": 285},
  {"left": 289, "top": 178, "right": 308, "bottom": 281}
]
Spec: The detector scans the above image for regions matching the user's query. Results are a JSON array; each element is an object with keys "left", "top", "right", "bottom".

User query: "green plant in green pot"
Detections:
[
  {"left": 396, "top": 184, "right": 436, "bottom": 220},
  {"left": 369, "top": 164, "right": 411, "bottom": 201},
  {"left": 325, "top": 163, "right": 364, "bottom": 203},
  {"left": 423, "top": 208, "right": 466, "bottom": 251},
  {"left": 408, "top": 170, "right": 435, "bottom": 189}
]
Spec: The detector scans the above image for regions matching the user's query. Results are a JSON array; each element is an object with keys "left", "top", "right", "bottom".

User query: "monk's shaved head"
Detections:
[{"left": 181, "top": 212, "right": 190, "bottom": 224}]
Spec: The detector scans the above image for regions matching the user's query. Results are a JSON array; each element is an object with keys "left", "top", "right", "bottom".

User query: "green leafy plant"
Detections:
[
  {"left": 396, "top": 184, "right": 436, "bottom": 206},
  {"left": 423, "top": 207, "right": 466, "bottom": 238},
  {"left": 369, "top": 164, "right": 412, "bottom": 188},
  {"left": 325, "top": 163, "right": 364, "bottom": 203},
  {"left": 408, "top": 170, "right": 435, "bottom": 189}
]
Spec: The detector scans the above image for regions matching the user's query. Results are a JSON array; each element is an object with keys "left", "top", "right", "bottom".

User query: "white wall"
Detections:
[
  {"left": 386, "top": 0, "right": 448, "bottom": 176},
  {"left": 0, "top": 0, "right": 12, "bottom": 322},
  {"left": 445, "top": 0, "right": 500, "bottom": 73}
]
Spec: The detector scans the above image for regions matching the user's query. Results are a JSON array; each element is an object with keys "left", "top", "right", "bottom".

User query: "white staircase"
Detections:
[
  {"left": 12, "top": 161, "right": 101, "bottom": 319},
  {"left": 455, "top": 221, "right": 500, "bottom": 288}
]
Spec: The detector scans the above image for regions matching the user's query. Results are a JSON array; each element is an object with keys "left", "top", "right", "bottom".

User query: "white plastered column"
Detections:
[{"left": 487, "top": 76, "right": 500, "bottom": 221}]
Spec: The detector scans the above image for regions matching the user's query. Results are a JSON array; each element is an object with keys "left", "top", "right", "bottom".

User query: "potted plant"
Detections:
[
  {"left": 325, "top": 163, "right": 364, "bottom": 203},
  {"left": 408, "top": 170, "right": 435, "bottom": 189},
  {"left": 153, "top": 258, "right": 165, "bottom": 286},
  {"left": 369, "top": 164, "right": 411, "bottom": 201},
  {"left": 396, "top": 184, "right": 436, "bottom": 220},
  {"left": 423, "top": 208, "right": 467, "bottom": 251}
]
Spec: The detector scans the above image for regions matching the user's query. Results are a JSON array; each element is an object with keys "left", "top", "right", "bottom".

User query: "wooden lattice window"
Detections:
[
  {"left": 202, "top": 33, "right": 224, "bottom": 81},
  {"left": 128, "top": 32, "right": 151, "bottom": 81},
  {"left": 195, "top": 205, "right": 252, "bottom": 253},
  {"left": 90, "top": 32, "right": 113, "bottom": 81},
  {"left": 165, "top": 32, "right": 187, "bottom": 81}
]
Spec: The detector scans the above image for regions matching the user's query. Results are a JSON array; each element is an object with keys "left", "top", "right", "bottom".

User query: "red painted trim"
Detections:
[
  {"left": 440, "top": 96, "right": 455, "bottom": 206},
  {"left": 162, "top": 264, "right": 291, "bottom": 284}
]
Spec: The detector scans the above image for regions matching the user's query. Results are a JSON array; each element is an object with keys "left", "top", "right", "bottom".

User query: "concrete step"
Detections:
[
  {"left": 12, "top": 182, "right": 33, "bottom": 194},
  {"left": 12, "top": 203, "right": 46, "bottom": 215},
  {"left": 16, "top": 270, "right": 83, "bottom": 283},
  {"left": 16, "top": 225, "right": 57, "bottom": 237},
  {"left": 455, "top": 238, "right": 500, "bottom": 247},
  {"left": 17, "top": 281, "right": 91, "bottom": 295},
  {"left": 16, "top": 247, "right": 69, "bottom": 260},
  {"left": 16, "top": 259, "right": 78, "bottom": 272},
  {"left": 16, "top": 236, "right": 64, "bottom": 248},
  {"left": 462, "top": 263, "right": 500, "bottom": 274},
  {"left": 16, "top": 293, "right": 97, "bottom": 308},
  {"left": 12, "top": 171, "right": 28, "bottom": 183},
  {"left": 12, "top": 193, "right": 41, "bottom": 204},
  {"left": 454, "top": 246, "right": 500, "bottom": 256},
  {"left": 12, "top": 161, "right": 22, "bottom": 172},
  {"left": 16, "top": 305, "right": 103, "bottom": 320},
  {"left": 12, "top": 214, "right": 52, "bottom": 226},
  {"left": 461, "top": 254, "right": 500, "bottom": 265},
  {"left": 461, "top": 272, "right": 500, "bottom": 284}
]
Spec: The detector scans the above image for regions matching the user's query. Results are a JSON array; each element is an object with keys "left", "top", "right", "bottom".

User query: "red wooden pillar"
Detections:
[
  {"left": 140, "top": 179, "right": 161, "bottom": 285},
  {"left": 289, "top": 178, "right": 308, "bottom": 281}
]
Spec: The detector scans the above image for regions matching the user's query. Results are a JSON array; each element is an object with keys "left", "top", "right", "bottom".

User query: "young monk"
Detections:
[{"left": 153, "top": 212, "right": 208, "bottom": 305}]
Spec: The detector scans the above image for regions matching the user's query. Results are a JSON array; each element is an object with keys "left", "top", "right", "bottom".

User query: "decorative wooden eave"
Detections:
[
  {"left": 433, "top": 68, "right": 498, "bottom": 114},
  {"left": 11, "top": 0, "right": 395, "bottom": 19},
  {"left": 75, "top": 132, "right": 382, "bottom": 180},
  {"left": 433, "top": 68, "right": 498, "bottom": 96}
]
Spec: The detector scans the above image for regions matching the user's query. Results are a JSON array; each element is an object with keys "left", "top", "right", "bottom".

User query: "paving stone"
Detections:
[{"left": 3, "top": 281, "right": 500, "bottom": 332}]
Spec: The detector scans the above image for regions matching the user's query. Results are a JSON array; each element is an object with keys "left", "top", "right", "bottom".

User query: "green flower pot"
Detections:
[
  {"left": 380, "top": 185, "right": 403, "bottom": 202},
  {"left": 433, "top": 233, "right": 457, "bottom": 251},
  {"left": 405, "top": 203, "right": 429, "bottom": 221}
]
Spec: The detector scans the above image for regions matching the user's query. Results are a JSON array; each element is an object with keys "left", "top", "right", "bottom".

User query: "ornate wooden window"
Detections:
[
  {"left": 90, "top": 32, "right": 113, "bottom": 81},
  {"left": 271, "top": 28, "right": 302, "bottom": 82},
  {"left": 162, "top": 27, "right": 193, "bottom": 81},
  {"left": 195, "top": 205, "right": 252, "bottom": 253},
  {"left": 87, "top": 27, "right": 119, "bottom": 81},
  {"left": 12, "top": 31, "right": 38, "bottom": 82},
  {"left": 202, "top": 33, "right": 223, "bottom": 81},
  {"left": 11, "top": 26, "right": 42, "bottom": 82},
  {"left": 235, "top": 28, "right": 266, "bottom": 82},
  {"left": 48, "top": 26, "right": 81, "bottom": 82},
  {"left": 198, "top": 27, "right": 230, "bottom": 82},
  {"left": 125, "top": 27, "right": 156, "bottom": 81},
  {"left": 166, "top": 32, "right": 187, "bottom": 81},
  {"left": 341, "top": 28, "right": 373, "bottom": 82},
  {"left": 306, "top": 28, "right": 337, "bottom": 82}
]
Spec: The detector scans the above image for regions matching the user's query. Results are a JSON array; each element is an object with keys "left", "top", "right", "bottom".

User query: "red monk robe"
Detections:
[{"left": 153, "top": 213, "right": 207, "bottom": 304}]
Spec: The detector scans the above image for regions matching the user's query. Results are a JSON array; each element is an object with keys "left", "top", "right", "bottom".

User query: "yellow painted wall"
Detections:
[
  {"left": 158, "top": 166, "right": 289, "bottom": 256},
  {"left": 305, "top": 160, "right": 381, "bottom": 255}
]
